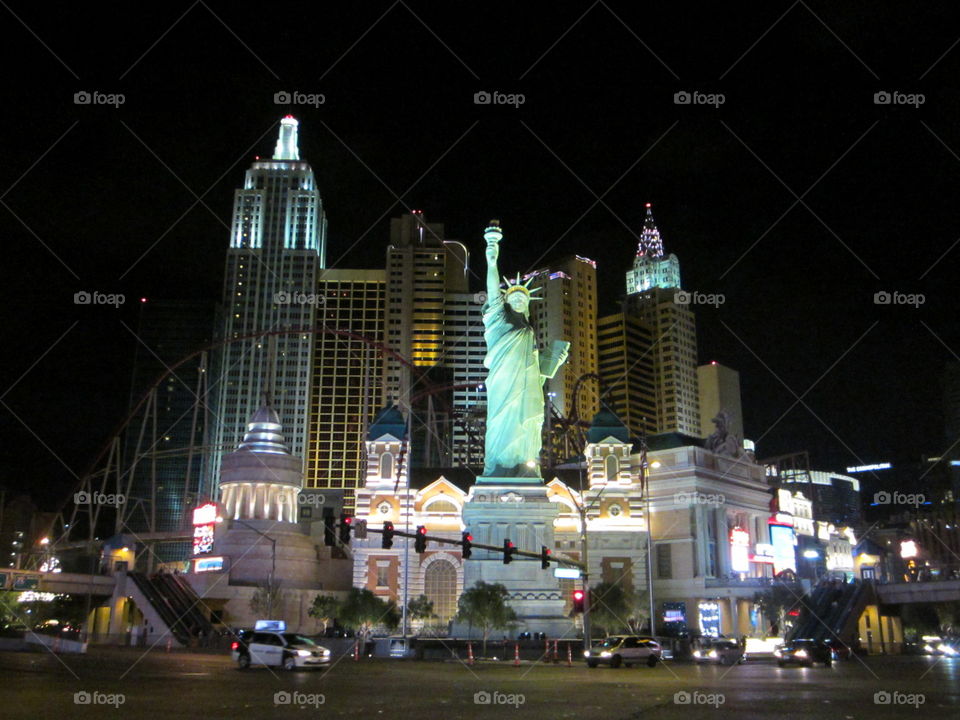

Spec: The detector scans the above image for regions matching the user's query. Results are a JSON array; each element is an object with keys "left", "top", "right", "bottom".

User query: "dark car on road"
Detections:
[{"left": 775, "top": 639, "right": 833, "bottom": 667}]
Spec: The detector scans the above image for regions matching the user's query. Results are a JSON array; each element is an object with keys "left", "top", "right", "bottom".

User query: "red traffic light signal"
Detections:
[
  {"left": 461, "top": 531, "right": 473, "bottom": 559},
  {"left": 338, "top": 514, "right": 353, "bottom": 544},
  {"left": 503, "top": 539, "right": 516, "bottom": 564},
  {"left": 540, "top": 545, "right": 551, "bottom": 570},
  {"left": 572, "top": 590, "right": 585, "bottom": 613},
  {"left": 414, "top": 525, "right": 428, "bottom": 553},
  {"left": 382, "top": 521, "right": 395, "bottom": 549}
]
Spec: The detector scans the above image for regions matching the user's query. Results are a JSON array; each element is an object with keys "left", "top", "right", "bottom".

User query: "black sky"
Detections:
[{"left": 3, "top": 1, "right": 960, "bottom": 508}]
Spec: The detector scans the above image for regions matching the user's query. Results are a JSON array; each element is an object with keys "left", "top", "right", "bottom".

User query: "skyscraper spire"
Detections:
[
  {"left": 637, "top": 202, "right": 664, "bottom": 258},
  {"left": 273, "top": 115, "right": 300, "bottom": 160}
]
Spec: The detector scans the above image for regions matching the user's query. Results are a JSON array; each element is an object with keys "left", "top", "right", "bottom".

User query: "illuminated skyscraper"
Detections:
[
  {"left": 208, "top": 116, "right": 327, "bottom": 493},
  {"left": 621, "top": 204, "right": 700, "bottom": 436},
  {"left": 443, "top": 292, "right": 487, "bottom": 469},
  {"left": 525, "top": 255, "right": 599, "bottom": 462},
  {"left": 384, "top": 212, "right": 468, "bottom": 468},
  {"left": 305, "top": 268, "right": 386, "bottom": 512},
  {"left": 597, "top": 311, "right": 657, "bottom": 440}
]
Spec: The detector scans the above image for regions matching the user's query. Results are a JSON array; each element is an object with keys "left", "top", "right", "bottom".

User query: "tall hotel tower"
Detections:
[
  {"left": 208, "top": 116, "right": 327, "bottom": 491},
  {"left": 600, "top": 204, "right": 700, "bottom": 437}
]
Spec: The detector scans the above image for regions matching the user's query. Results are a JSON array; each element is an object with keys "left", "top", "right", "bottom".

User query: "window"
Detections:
[
  {"left": 656, "top": 544, "right": 672, "bottom": 579},
  {"left": 376, "top": 564, "right": 389, "bottom": 588},
  {"left": 424, "top": 560, "right": 458, "bottom": 622},
  {"left": 379, "top": 453, "right": 394, "bottom": 479},
  {"left": 604, "top": 454, "right": 619, "bottom": 482}
]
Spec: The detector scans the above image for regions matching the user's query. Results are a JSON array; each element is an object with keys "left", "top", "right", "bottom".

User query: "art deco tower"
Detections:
[{"left": 208, "top": 116, "right": 327, "bottom": 493}]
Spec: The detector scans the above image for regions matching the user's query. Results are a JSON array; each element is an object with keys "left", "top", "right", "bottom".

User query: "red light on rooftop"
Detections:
[
  {"left": 140, "top": 297, "right": 148, "bottom": 303},
  {"left": 645, "top": 202, "right": 652, "bottom": 208}
]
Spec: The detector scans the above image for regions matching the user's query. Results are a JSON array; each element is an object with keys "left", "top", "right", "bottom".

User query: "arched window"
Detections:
[
  {"left": 379, "top": 452, "right": 393, "bottom": 479},
  {"left": 423, "top": 560, "right": 458, "bottom": 622},
  {"left": 425, "top": 499, "right": 459, "bottom": 514},
  {"left": 604, "top": 454, "right": 619, "bottom": 482}
]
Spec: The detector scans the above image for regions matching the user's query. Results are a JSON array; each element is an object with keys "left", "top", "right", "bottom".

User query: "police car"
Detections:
[{"left": 232, "top": 621, "right": 331, "bottom": 670}]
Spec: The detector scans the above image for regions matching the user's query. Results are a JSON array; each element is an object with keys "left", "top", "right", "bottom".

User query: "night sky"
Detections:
[{"left": 3, "top": 1, "right": 960, "bottom": 508}]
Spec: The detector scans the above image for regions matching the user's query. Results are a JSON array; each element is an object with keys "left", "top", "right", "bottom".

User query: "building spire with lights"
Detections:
[
  {"left": 625, "top": 202, "right": 681, "bottom": 294},
  {"left": 636, "top": 203, "right": 664, "bottom": 258},
  {"left": 273, "top": 115, "right": 300, "bottom": 160}
]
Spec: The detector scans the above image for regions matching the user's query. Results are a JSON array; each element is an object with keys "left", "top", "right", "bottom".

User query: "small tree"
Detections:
[
  {"left": 0, "top": 590, "right": 23, "bottom": 632},
  {"left": 249, "top": 582, "right": 284, "bottom": 619},
  {"left": 455, "top": 581, "right": 517, "bottom": 657},
  {"left": 407, "top": 594, "right": 435, "bottom": 626},
  {"left": 338, "top": 588, "right": 400, "bottom": 640},
  {"left": 589, "top": 581, "right": 641, "bottom": 637},
  {"left": 308, "top": 594, "right": 340, "bottom": 634}
]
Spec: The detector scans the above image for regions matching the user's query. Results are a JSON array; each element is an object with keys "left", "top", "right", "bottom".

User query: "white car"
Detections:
[
  {"left": 585, "top": 635, "right": 662, "bottom": 668},
  {"left": 693, "top": 638, "right": 746, "bottom": 665},
  {"left": 233, "top": 630, "right": 331, "bottom": 670}
]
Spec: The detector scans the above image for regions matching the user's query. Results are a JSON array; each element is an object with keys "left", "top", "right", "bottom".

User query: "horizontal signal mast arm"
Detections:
[{"left": 361, "top": 525, "right": 585, "bottom": 570}]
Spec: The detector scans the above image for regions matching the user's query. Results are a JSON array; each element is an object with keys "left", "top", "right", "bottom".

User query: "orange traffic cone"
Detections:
[
  {"left": 165, "top": 636, "right": 172, "bottom": 653},
  {"left": 566, "top": 643, "right": 573, "bottom": 667},
  {"left": 514, "top": 642, "right": 520, "bottom": 666},
  {"left": 467, "top": 642, "right": 475, "bottom": 665},
  {"left": 353, "top": 639, "right": 360, "bottom": 661}
]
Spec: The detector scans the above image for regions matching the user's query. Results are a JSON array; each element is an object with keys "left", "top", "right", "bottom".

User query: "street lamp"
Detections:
[{"left": 643, "top": 452, "right": 660, "bottom": 636}]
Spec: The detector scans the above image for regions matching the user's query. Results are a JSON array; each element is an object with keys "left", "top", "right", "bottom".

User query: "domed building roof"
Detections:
[
  {"left": 587, "top": 406, "right": 630, "bottom": 444},
  {"left": 367, "top": 403, "right": 406, "bottom": 441},
  {"left": 237, "top": 403, "right": 290, "bottom": 454}
]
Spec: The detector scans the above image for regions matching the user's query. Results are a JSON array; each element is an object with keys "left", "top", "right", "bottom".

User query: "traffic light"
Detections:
[
  {"left": 414, "top": 525, "right": 428, "bottom": 553},
  {"left": 461, "top": 531, "right": 473, "bottom": 559},
  {"left": 338, "top": 514, "right": 352, "bottom": 544},
  {"left": 354, "top": 519, "right": 368, "bottom": 540},
  {"left": 503, "top": 539, "right": 516, "bottom": 564},
  {"left": 382, "top": 521, "right": 394, "bottom": 549},
  {"left": 540, "top": 545, "right": 551, "bottom": 570},
  {"left": 572, "top": 589, "right": 585, "bottom": 614}
]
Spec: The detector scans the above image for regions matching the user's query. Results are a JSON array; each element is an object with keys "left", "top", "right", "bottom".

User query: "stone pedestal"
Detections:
[{"left": 454, "top": 481, "right": 572, "bottom": 638}]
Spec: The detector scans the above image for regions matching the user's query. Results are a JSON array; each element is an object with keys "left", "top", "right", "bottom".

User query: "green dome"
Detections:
[{"left": 587, "top": 407, "right": 630, "bottom": 444}]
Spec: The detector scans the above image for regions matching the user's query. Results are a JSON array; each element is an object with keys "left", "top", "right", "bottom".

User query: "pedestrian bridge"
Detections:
[
  {"left": 0, "top": 570, "right": 115, "bottom": 596},
  {"left": 876, "top": 578, "right": 960, "bottom": 604}
]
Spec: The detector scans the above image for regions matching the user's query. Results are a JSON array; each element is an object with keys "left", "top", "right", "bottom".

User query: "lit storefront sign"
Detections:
[
  {"left": 769, "top": 524, "right": 796, "bottom": 574},
  {"left": 192, "top": 502, "right": 219, "bottom": 556},
  {"left": 193, "top": 556, "right": 224, "bottom": 573},
  {"left": 698, "top": 601, "right": 721, "bottom": 637},
  {"left": 662, "top": 601, "right": 686, "bottom": 626},
  {"left": 730, "top": 527, "right": 751, "bottom": 573}
]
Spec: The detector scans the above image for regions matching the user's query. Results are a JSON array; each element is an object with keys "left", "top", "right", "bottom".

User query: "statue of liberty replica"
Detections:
[
  {"left": 456, "top": 220, "right": 570, "bottom": 637},
  {"left": 480, "top": 219, "right": 569, "bottom": 481}
]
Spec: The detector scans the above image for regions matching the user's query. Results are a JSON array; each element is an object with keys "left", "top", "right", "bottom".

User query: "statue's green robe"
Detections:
[{"left": 482, "top": 293, "right": 543, "bottom": 477}]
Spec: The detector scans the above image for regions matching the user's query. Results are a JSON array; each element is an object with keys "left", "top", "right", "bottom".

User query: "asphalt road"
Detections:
[{"left": 0, "top": 647, "right": 957, "bottom": 719}]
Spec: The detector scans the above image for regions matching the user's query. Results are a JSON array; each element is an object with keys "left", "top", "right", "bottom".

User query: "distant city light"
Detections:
[
  {"left": 846, "top": 463, "right": 892, "bottom": 473},
  {"left": 900, "top": 540, "right": 918, "bottom": 559},
  {"left": 802, "top": 550, "right": 820, "bottom": 559}
]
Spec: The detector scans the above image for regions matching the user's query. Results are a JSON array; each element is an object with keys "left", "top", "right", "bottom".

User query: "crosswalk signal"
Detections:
[
  {"left": 540, "top": 545, "right": 551, "bottom": 570},
  {"left": 414, "top": 525, "right": 428, "bottom": 553},
  {"left": 503, "top": 539, "right": 516, "bottom": 564},
  {"left": 382, "top": 521, "right": 395, "bottom": 549},
  {"left": 461, "top": 531, "right": 473, "bottom": 559},
  {"left": 338, "top": 514, "right": 352, "bottom": 544},
  {"left": 572, "top": 589, "right": 585, "bottom": 614},
  {"left": 354, "top": 519, "right": 368, "bottom": 540}
]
